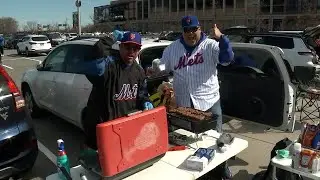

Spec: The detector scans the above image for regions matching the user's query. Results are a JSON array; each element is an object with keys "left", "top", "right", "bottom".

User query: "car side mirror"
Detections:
[
  {"left": 36, "top": 64, "right": 43, "bottom": 71},
  {"left": 294, "top": 66, "right": 316, "bottom": 84}
]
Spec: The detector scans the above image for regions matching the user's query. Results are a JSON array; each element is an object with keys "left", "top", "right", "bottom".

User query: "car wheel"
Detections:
[
  {"left": 23, "top": 86, "right": 43, "bottom": 117},
  {"left": 17, "top": 47, "right": 21, "bottom": 55}
]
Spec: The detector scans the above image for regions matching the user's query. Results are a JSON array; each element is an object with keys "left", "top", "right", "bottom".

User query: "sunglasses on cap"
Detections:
[{"left": 183, "top": 26, "right": 199, "bottom": 33}]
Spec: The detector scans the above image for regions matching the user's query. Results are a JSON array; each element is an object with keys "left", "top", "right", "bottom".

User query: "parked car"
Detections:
[
  {"left": 17, "top": 35, "right": 52, "bottom": 56},
  {"left": 155, "top": 31, "right": 182, "bottom": 42},
  {"left": 5, "top": 33, "right": 27, "bottom": 49},
  {"left": 222, "top": 26, "right": 256, "bottom": 42},
  {"left": 65, "top": 33, "right": 78, "bottom": 41},
  {"left": 239, "top": 32, "right": 319, "bottom": 72},
  {"left": 21, "top": 39, "right": 303, "bottom": 132},
  {"left": 223, "top": 25, "right": 256, "bottom": 34},
  {"left": 0, "top": 65, "right": 38, "bottom": 179},
  {"left": 21, "top": 38, "right": 171, "bottom": 129},
  {"left": 45, "top": 32, "right": 66, "bottom": 47}
]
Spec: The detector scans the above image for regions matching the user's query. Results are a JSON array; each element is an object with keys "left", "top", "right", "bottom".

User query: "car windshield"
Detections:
[
  {"left": 70, "top": 33, "right": 77, "bottom": 36},
  {"left": 32, "top": 36, "right": 49, "bottom": 41}
]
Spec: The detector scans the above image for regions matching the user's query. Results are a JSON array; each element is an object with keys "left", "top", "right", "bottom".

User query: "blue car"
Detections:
[{"left": 0, "top": 66, "right": 38, "bottom": 179}]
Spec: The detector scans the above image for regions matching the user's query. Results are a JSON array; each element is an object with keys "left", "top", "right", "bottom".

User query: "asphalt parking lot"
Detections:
[{"left": 2, "top": 49, "right": 306, "bottom": 180}]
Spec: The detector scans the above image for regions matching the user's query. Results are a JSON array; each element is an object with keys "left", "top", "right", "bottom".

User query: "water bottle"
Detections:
[{"left": 57, "top": 139, "right": 71, "bottom": 180}]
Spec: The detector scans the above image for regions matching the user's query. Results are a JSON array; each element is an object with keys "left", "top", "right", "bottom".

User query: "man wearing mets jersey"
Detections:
[{"left": 159, "top": 15, "right": 234, "bottom": 179}]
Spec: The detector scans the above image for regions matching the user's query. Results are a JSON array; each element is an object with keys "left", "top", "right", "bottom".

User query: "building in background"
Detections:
[
  {"left": 94, "top": 0, "right": 320, "bottom": 32},
  {"left": 94, "top": 5, "right": 110, "bottom": 24}
]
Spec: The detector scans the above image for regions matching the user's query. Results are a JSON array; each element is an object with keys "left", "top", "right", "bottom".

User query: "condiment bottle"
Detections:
[{"left": 292, "top": 143, "right": 302, "bottom": 169}]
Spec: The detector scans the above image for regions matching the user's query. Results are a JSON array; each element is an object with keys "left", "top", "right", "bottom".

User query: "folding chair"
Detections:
[{"left": 294, "top": 66, "right": 319, "bottom": 122}]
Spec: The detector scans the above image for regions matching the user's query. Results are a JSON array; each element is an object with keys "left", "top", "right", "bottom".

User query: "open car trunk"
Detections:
[
  {"left": 146, "top": 43, "right": 295, "bottom": 131},
  {"left": 218, "top": 44, "right": 294, "bottom": 130},
  {"left": 303, "top": 25, "right": 320, "bottom": 56}
]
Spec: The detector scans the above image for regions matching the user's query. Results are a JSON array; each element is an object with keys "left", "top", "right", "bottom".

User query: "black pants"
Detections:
[{"left": 0, "top": 46, "right": 3, "bottom": 55}]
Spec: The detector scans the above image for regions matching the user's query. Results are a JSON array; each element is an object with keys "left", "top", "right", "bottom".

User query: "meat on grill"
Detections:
[{"left": 169, "top": 107, "right": 212, "bottom": 121}]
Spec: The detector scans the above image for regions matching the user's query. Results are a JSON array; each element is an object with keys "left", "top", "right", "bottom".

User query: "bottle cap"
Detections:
[
  {"left": 57, "top": 139, "right": 65, "bottom": 151},
  {"left": 293, "top": 143, "right": 302, "bottom": 150}
]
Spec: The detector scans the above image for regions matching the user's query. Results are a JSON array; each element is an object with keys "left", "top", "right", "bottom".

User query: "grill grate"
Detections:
[{"left": 167, "top": 112, "right": 217, "bottom": 134}]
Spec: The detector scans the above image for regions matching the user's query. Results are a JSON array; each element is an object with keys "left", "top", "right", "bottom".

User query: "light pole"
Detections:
[{"left": 76, "top": 0, "right": 82, "bottom": 35}]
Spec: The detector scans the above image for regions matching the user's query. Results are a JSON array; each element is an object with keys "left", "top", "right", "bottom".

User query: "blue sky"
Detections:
[{"left": 0, "top": 0, "right": 110, "bottom": 28}]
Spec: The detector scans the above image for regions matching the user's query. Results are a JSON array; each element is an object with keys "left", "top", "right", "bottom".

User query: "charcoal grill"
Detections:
[{"left": 167, "top": 111, "right": 217, "bottom": 134}]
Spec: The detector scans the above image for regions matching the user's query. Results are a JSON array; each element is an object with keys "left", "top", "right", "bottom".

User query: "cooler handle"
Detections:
[{"left": 126, "top": 110, "right": 143, "bottom": 116}]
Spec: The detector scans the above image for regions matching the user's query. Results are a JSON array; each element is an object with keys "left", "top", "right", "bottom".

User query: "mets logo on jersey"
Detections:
[
  {"left": 174, "top": 52, "right": 204, "bottom": 70},
  {"left": 130, "top": 33, "right": 135, "bottom": 40},
  {"left": 114, "top": 84, "right": 138, "bottom": 101}
]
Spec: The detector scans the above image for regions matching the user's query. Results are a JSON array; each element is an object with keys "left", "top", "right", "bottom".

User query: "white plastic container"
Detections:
[
  {"left": 292, "top": 143, "right": 302, "bottom": 169},
  {"left": 312, "top": 157, "right": 320, "bottom": 174},
  {"left": 186, "top": 156, "right": 208, "bottom": 171}
]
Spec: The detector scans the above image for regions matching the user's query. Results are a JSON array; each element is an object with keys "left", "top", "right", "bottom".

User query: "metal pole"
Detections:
[
  {"left": 76, "top": 0, "right": 81, "bottom": 35},
  {"left": 77, "top": 6, "right": 81, "bottom": 35}
]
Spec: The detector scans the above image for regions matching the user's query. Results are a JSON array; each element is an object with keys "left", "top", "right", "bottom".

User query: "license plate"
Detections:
[{"left": 40, "top": 43, "right": 44, "bottom": 46}]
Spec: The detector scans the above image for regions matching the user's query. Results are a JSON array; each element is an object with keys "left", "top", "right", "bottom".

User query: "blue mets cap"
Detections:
[
  {"left": 181, "top": 15, "right": 200, "bottom": 28},
  {"left": 120, "top": 32, "right": 142, "bottom": 46}
]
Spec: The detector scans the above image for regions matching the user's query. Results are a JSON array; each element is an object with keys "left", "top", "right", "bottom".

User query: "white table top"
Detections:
[
  {"left": 162, "top": 129, "right": 248, "bottom": 179},
  {"left": 46, "top": 129, "right": 248, "bottom": 180},
  {"left": 271, "top": 154, "right": 320, "bottom": 179},
  {"left": 46, "top": 161, "right": 194, "bottom": 180}
]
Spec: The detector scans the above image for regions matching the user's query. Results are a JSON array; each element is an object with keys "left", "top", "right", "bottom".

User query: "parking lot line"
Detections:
[
  {"left": 2, "top": 64, "right": 13, "bottom": 69},
  {"left": 23, "top": 57, "right": 42, "bottom": 63},
  {"left": 2, "top": 57, "right": 25, "bottom": 61},
  {"left": 37, "top": 140, "right": 57, "bottom": 165}
]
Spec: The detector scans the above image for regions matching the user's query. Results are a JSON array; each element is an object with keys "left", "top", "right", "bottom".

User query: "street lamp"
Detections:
[{"left": 75, "top": 0, "right": 82, "bottom": 35}]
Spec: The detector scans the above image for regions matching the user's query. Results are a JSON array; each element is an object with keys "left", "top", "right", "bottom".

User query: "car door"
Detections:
[
  {"left": 218, "top": 43, "right": 293, "bottom": 130},
  {"left": 53, "top": 44, "right": 94, "bottom": 126},
  {"left": 139, "top": 46, "right": 168, "bottom": 70},
  {"left": 33, "top": 45, "right": 67, "bottom": 111},
  {"left": 139, "top": 45, "right": 169, "bottom": 94}
]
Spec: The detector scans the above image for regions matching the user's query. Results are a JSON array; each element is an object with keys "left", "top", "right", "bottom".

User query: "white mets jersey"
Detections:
[{"left": 160, "top": 38, "right": 221, "bottom": 111}]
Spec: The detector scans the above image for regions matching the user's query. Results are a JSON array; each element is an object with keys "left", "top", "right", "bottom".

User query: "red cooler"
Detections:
[{"left": 96, "top": 106, "right": 168, "bottom": 179}]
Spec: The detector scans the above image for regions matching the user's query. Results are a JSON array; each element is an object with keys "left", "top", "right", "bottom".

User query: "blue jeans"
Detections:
[{"left": 208, "top": 100, "right": 223, "bottom": 133}]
